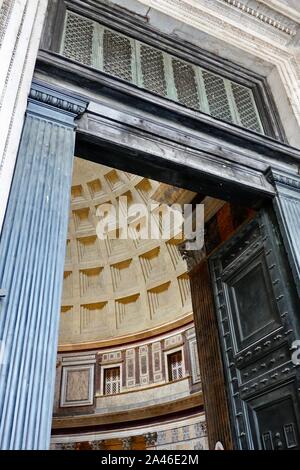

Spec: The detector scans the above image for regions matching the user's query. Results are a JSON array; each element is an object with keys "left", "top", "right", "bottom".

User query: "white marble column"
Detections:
[{"left": 0, "top": 0, "right": 48, "bottom": 234}]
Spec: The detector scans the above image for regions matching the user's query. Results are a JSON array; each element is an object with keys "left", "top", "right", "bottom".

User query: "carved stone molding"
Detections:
[
  {"left": 221, "top": 0, "right": 297, "bottom": 36},
  {"left": 61, "top": 442, "right": 76, "bottom": 450},
  {"left": 121, "top": 437, "right": 133, "bottom": 450},
  {"left": 141, "top": 0, "right": 298, "bottom": 47},
  {"left": 267, "top": 169, "right": 300, "bottom": 191},
  {"left": 29, "top": 82, "right": 87, "bottom": 118},
  {"left": 144, "top": 432, "right": 157, "bottom": 447},
  {"left": 90, "top": 440, "right": 104, "bottom": 450},
  {"left": 261, "top": 0, "right": 300, "bottom": 24}
]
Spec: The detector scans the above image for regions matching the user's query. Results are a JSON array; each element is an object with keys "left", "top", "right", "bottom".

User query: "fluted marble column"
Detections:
[
  {"left": 0, "top": 81, "right": 87, "bottom": 449},
  {"left": 0, "top": 0, "right": 48, "bottom": 234},
  {"left": 270, "top": 170, "right": 300, "bottom": 298}
]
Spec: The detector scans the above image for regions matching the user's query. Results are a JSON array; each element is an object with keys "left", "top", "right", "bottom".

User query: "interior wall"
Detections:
[
  {"left": 53, "top": 324, "right": 202, "bottom": 431},
  {"left": 51, "top": 413, "right": 208, "bottom": 450},
  {"left": 59, "top": 158, "right": 194, "bottom": 346}
]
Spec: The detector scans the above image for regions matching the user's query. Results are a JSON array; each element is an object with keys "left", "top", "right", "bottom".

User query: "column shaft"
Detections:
[{"left": 0, "top": 82, "right": 87, "bottom": 449}]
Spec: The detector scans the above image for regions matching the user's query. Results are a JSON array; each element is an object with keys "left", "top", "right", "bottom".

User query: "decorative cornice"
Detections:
[
  {"left": 221, "top": 0, "right": 297, "bottom": 36},
  {"left": 173, "top": 0, "right": 299, "bottom": 47},
  {"left": 29, "top": 82, "right": 87, "bottom": 117},
  {"left": 58, "top": 315, "right": 193, "bottom": 352},
  {"left": 29, "top": 89, "right": 86, "bottom": 116},
  {"left": 140, "top": 0, "right": 292, "bottom": 48},
  {"left": 52, "top": 391, "right": 203, "bottom": 429},
  {"left": 267, "top": 170, "right": 300, "bottom": 191},
  {"left": 260, "top": 0, "right": 300, "bottom": 24}
]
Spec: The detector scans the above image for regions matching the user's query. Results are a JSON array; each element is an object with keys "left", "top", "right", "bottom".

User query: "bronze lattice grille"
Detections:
[
  {"left": 104, "top": 367, "right": 121, "bottom": 395},
  {"left": 168, "top": 351, "right": 183, "bottom": 381},
  {"left": 61, "top": 10, "right": 264, "bottom": 134}
]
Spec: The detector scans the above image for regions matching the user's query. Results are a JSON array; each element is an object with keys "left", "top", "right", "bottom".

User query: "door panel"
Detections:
[
  {"left": 210, "top": 208, "right": 300, "bottom": 449},
  {"left": 250, "top": 383, "right": 300, "bottom": 450},
  {"left": 225, "top": 250, "right": 281, "bottom": 350}
]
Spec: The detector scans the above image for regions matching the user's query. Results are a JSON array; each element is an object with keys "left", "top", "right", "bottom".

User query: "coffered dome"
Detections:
[{"left": 59, "top": 157, "right": 196, "bottom": 348}]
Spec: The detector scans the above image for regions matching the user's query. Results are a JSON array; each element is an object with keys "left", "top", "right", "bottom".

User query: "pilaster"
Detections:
[
  {"left": 268, "top": 169, "right": 300, "bottom": 298},
  {"left": 0, "top": 81, "right": 87, "bottom": 449}
]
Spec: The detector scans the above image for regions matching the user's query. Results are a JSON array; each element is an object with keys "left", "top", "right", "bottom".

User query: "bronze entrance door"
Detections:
[{"left": 210, "top": 208, "right": 300, "bottom": 449}]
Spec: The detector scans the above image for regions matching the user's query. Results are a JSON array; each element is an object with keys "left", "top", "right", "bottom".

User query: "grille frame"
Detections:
[
  {"left": 104, "top": 366, "right": 121, "bottom": 396},
  {"left": 60, "top": 10, "right": 269, "bottom": 135}
]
